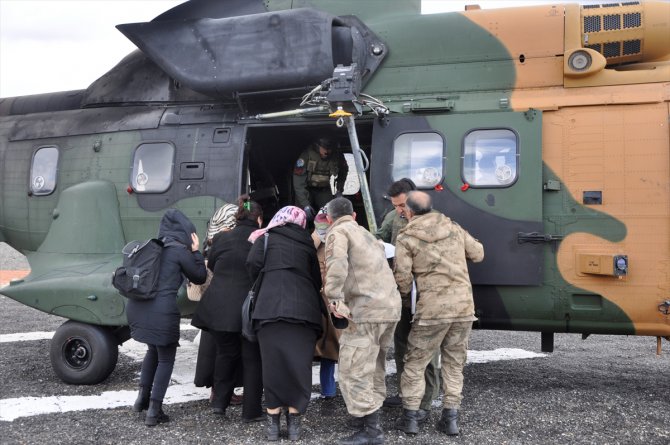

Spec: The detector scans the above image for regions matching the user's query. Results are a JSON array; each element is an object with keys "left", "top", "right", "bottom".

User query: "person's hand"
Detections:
[
  {"left": 190, "top": 233, "right": 200, "bottom": 252},
  {"left": 335, "top": 191, "right": 343, "bottom": 198},
  {"left": 329, "top": 302, "right": 344, "bottom": 318},
  {"left": 304, "top": 206, "right": 316, "bottom": 221}
]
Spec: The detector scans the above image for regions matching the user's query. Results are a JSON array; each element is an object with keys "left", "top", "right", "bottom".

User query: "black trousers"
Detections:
[
  {"left": 242, "top": 337, "right": 264, "bottom": 419},
  {"left": 211, "top": 331, "right": 242, "bottom": 411},
  {"left": 139, "top": 343, "right": 177, "bottom": 402}
]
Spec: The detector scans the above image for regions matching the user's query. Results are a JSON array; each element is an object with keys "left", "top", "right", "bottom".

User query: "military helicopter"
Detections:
[{"left": 0, "top": 0, "right": 668, "bottom": 384}]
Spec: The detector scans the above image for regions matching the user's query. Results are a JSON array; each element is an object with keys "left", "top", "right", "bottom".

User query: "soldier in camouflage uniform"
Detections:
[
  {"left": 293, "top": 137, "right": 348, "bottom": 220},
  {"left": 394, "top": 191, "right": 484, "bottom": 437},
  {"left": 323, "top": 197, "right": 401, "bottom": 445},
  {"left": 375, "top": 179, "right": 440, "bottom": 422}
]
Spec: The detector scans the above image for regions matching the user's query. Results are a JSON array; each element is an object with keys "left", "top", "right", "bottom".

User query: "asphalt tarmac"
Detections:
[{"left": 0, "top": 243, "right": 668, "bottom": 444}]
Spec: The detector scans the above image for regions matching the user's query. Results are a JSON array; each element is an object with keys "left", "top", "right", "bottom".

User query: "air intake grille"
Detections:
[
  {"left": 621, "top": 2, "right": 640, "bottom": 5},
  {"left": 623, "top": 12, "right": 641, "bottom": 28},
  {"left": 602, "top": 3, "right": 620, "bottom": 7},
  {"left": 585, "top": 44, "right": 602, "bottom": 53},
  {"left": 603, "top": 14, "right": 622, "bottom": 30},
  {"left": 603, "top": 42, "right": 620, "bottom": 58},
  {"left": 622, "top": 39, "right": 641, "bottom": 55},
  {"left": 584, "top": 16, "right": 602, "bottom": 33}
]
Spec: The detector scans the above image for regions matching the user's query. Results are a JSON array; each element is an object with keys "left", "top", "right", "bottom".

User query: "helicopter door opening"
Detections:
[{"left": 243, "top": 122, "right": 374, "bottom": 228}]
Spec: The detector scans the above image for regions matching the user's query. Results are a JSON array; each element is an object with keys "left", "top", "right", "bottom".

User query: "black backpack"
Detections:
[{"left": 112, "top": 239, "right": 164, "bottom": 300}]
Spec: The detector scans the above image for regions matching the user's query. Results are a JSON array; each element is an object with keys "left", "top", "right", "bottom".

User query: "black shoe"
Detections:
[
  {"left": 337, "top": 411, "right": 384, "bottom": 445},
  {"left": 417, "top": 408, "right": 430, "bottom": 424},
  {"left": 345, "top": 416, "right": 364, "bottom": 430},
  {"left": 145, "top": 400, "right": 169, "bottom": 427},
  {"left": 436, "top": 408, "right": 459, "bottom": 436},
  {"left": 212, "top": 407, "right": 225, "bottom": 416},
  {"left": 132, "top": 386, "right": 151, "bottom": 413},
  {"left": 287, "top": 413, "right": 302, "bottom": 441},
  {"left": 396, "top": 409, "right": 419, "bottom": 435},
  {"left": 382, "top": 395, "right": 402, "bottom": 408},
  {"left": 243, "top": 415, "right": 265, "bottom": 423},
  {"left": 266, "top": 413, "right": 281, "bottom": 441}
]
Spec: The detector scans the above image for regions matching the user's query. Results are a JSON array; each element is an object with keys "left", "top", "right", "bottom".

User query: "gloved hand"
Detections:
[{"left": 303, "top": 206, "right": 316, "bottom": 221}]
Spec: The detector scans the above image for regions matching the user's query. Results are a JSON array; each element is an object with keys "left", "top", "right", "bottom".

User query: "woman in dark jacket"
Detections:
[
  {"left": 246, "top": 206, "right": 324, "bottom": 441},
  {"left": 192, "top": 196, "right": 264, "bottom": 421},
  {"left": 127, "top": 209, "right": 207, "bottom": 427}
]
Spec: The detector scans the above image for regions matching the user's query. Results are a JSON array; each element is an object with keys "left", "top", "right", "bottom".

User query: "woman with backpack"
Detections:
[{"left": 127, "top": 209, "right": 207, "bottom": 426}]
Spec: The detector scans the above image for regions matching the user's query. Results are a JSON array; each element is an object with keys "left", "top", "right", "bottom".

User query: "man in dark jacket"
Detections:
[{"left": 126, "top": 209, "right": 207, "bottom": 427}]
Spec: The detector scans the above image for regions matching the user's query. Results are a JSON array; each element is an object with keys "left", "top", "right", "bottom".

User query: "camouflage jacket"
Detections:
[
  {"left": 324, "top": 215, "right": 401, "bottom": 323},
  {"left": 394, "top": 212, "right": 484, "bottom": 323}
]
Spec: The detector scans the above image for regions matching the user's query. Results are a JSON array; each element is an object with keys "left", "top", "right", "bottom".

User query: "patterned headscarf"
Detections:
[
  {"left": 206, "top": 204, "right": 238, "bottom": 241},
  {"left": 248, "top": 206, "right": 307, "bottom": 243}
]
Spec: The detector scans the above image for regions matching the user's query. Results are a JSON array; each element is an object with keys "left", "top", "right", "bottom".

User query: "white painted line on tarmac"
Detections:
[
  {"left": 0, "top": 328, "right": 547, "bottom": 421},
  {"left": 0, "top": 324, "right": 196, "bottom": 343},
  {"left": 0, "top": 331, "right": 53, "bottom": 343}
]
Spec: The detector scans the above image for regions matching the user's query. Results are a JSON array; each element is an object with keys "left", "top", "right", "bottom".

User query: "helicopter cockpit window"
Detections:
[
  {"left": 30, "top": 146, "right": 59, "bottom": 196},
  {"left": 392, "top": 132, "right": 444, "bottom": 188},
  {"left": 462, "top": 129, "right": 518, "bottom": 187},
  {"left": 131, "top": 142, "right": 175, "bottom": 193}
]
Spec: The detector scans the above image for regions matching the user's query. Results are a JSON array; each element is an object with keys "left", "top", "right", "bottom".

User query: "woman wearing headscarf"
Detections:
[
  {"left": 192, "top": 203, "right": 239, "bottom": 399},
  {"left": 192, "top": 196, "right": 265, "bottom": 421},
  {"left": 127, "top": 209, "right": 207, "bottom": 427},
  {"left": 246, "top": 206, "right": 324, "bottom": 441}
]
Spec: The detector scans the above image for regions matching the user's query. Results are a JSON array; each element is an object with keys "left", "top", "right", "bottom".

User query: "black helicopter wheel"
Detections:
[{"left": 50, "top": 320, "right": 119, "bottom": 385}]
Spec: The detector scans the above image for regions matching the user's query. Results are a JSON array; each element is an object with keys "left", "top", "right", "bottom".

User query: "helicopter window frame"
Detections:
[
  {"left": 30, "top": 145, "right": 59, "bottom": 196},
  {"left": 461, "top": 128, "right": 519, "bottom": 188},
  {"left": 391, "top": 131, "right": 445, "bottom": 189},
  {"left": 130, "top": 141, "right": 176, "bottom": 193}
]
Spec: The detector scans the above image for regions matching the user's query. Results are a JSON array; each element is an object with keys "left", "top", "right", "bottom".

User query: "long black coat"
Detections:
[
  {"left": 246, "top": 223, "right": 323, "bottom": 332},
  {"left": 127, "top": 210, "right": 207, "bottom": 346},
  {"left": 191, "top": 219, "right": 258, "bottom": 332}
]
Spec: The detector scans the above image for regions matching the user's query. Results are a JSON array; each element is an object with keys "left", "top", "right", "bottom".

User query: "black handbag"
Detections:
[{"left": 241, "top": 232, "right": 268, "bottom": 342}]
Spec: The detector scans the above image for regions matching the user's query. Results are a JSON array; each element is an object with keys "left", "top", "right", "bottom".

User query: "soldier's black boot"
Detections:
[
  {"left": 266, "top": 412, "right": 281, "bottom": 441},
  {"left": 396, "top": 409, "right": 419, "bottom": 435},
  {"left": 132, "top": 385, "right": 151, "bottom": 412},
  {"left": 145, "top": 399, "right": 169, "bottom": 427},
  {"left": 436, "top": 408, "right": 459, "bottom": 436},
  {"left": 287, "top": 413, "right": 302, "bottom": 441},
  {"left": 337, "top": 410, "right": 384, "bottom": 445}
]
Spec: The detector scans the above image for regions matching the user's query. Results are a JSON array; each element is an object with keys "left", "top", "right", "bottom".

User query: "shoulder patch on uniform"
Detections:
[{"left": 296, "top": 158, "right": 305, "bottom": 168}]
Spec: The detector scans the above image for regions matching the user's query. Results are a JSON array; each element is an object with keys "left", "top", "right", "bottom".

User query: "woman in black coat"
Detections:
[
  {"left": 246, "top": 206, "right": 324, "bottom": 441},
  {"left": 191, "top": 197, "right": 264, "bottom": 421},
  {"left": 127, "top": 209, "right": 207, "bottom": 426}
]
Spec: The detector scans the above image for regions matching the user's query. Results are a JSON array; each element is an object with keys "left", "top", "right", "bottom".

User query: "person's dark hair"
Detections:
[
  {"left": 235, "top": 194, "right": 262, "bottom": 222},
  {"left": 314, "top": 137, "right": 335, "bottom": 150},
  {"left": 326, "top": 197, "right": 354, "bottom": 221},
  {"left": 387, "top": 178, "right": 416, "bottom": 197},
  {"left": 405, "top": 191, "right": 432, "bottom": 216}
]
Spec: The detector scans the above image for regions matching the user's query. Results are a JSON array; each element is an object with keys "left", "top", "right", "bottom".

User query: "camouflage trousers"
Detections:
[
  {"left": 338, "top": 321, "right": 397, "bottom": 417},
  {"left": 400, "top": 321, "right": 472, "bottom": 410}
]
